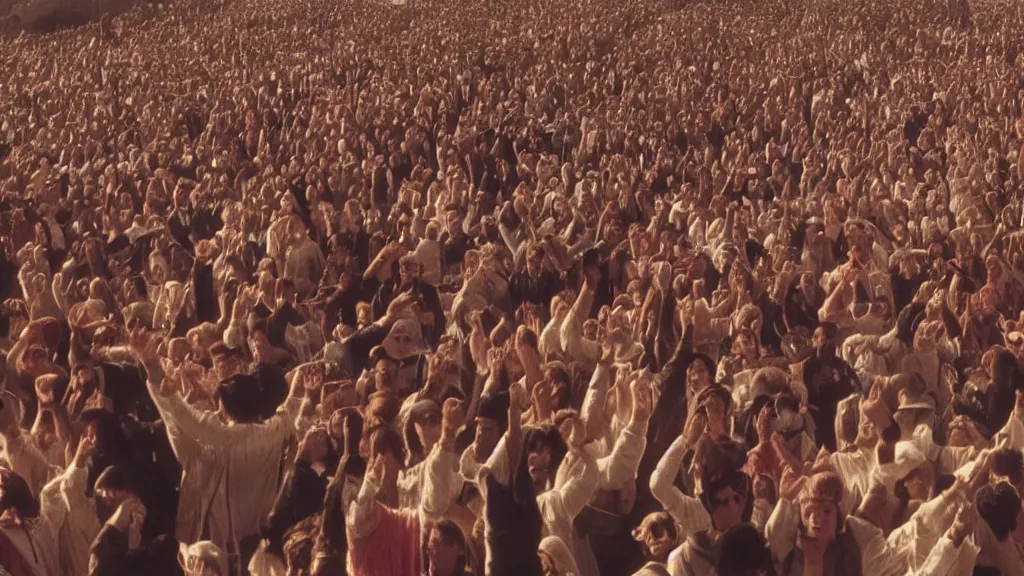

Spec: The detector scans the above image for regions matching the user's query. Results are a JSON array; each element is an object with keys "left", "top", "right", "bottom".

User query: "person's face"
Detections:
[
  {"left": 81, "top": 421, "right": 100, "bottom": 449},
  {"left": 374, "top": 360, "right": 398, "bottom": 392},
  {"left": 427, "top": 527, "right": 461, "bottom": 576},
  {"left": 733, "top": 333, "right": 754, "bottom": 359},
  {"left": 213, "top": 356, "right": 241, "bottom": 381},
  {"left": 527, "top": 446, "right": 553, "bottom": 484},
  {"left": 643, "top": 524, "right": 676, "bottom": 559},
  {"left": 526, "top": 251, "right": 543, "bottom": 276},
  {"left": 400, "top": 261, "right": 422, "bottom": 284},
  {"left": 414, "top": 414, "right": 442, "bottom": 453},
  {"left": 357, "top": 306, "right": 371, "bottom": 327},
  {"left": 812, "top": 327, "right": 829, "bottom": 351},
  {"left": 474, "top": 417, "right": 501, "bottom": 461},
  {"left": 23, "top": 350, "right": 49, "bottom": 374},
  {"left": 801, "top": 500, "right": 839, "bottom": 541},
  {"left": 710, "top": 486, "right": 746, "bottom": 531},
  {"left": 604, "top": 219, "right": 623, "bottom": 245},
  {"left": 903, "top": 469, "right": 928, "bottom": 500},
  {"left": 686, "top": 361, "right": 710, "bottom": 393},
  {"left": 900, "top": 256, "right": 920, "bottom": 277},
  {"left": 987, "top": 257, "right": 1002, "bottom": 281}
]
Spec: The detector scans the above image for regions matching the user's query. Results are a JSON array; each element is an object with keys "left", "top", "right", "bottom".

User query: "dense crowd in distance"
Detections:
[{"left": 2, "top": 0, "right": 1024, "bottom": 574}]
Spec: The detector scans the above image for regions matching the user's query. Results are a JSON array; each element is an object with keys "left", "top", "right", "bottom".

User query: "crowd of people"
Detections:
[{"left": 1, "top": 0, "right": 1024, "bottom": 573}]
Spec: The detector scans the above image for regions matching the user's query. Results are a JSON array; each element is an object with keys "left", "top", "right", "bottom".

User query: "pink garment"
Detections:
[{"left": 347, "top": 503, "right": 422, "bottom": 576}]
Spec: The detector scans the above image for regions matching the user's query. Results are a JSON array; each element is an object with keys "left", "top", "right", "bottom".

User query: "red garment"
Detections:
[
  {"left": 0, "top": 528, "right": 37, "bottom": 576},
  {"left": 347, "top": 503, "right": 421, "bottom": 576}
]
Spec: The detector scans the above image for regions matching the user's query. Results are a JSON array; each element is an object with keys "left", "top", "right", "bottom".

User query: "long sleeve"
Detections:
[
  {"left": 498, "top": 220, "right": 527, "bottom": 268},
  {"left": 846, "top": 516, "right": 907, "bottom": 576},
  {"left": 561, "top": 283, "right": 599, "bottom": 364},
  {"left": 597, "top": 413, "right": 648, "bottom": 489},
  {"left": 147, "top": 383, "right": 228, "bottom": 445},
  {"left": 347, "top": 472, "right": 383, "bottom": 540},
  {"left": 765, "top": 498, "right": 799, "bottom": 566},
  {"left": 60, "top": 464, "right": 103, "bottom": 576},
  {"left": 538, "top": 449, "right": 599, "bottom": 554},
  {"left": 906, "top": 534, "right": 979, "bottom": 576},
  {"left": 649, "top": 436, "right": 712, "bottom": 538},
  {"left": 1, "top": 431, "right": 54, "bottom": 496},
  {"left": 420, "top": 442, "right": 462, "bottom": 521},
  {"left": 581, "top": 364, "right": 612, "bottom": 442},
  {"left": 886, "top": 488, "right": 965, "bottom": 572}
]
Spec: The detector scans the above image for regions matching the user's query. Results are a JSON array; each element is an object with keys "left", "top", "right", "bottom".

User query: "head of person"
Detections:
[
  {"left": 215, "top": 375, "right": 263, "bottom": 424},
  {"left": 526, "top": 244, "right": 546, "bottom": 276},
  {"left": 474, "top": 392, "right": 509, "bottom": 462},
  {"left": 275, "top": 278, "right": 297, "bottom": 308},
  {"left": 686, "top": 355, "right": 715, "bottom": 396},
  {"left": 990, "top": 448, "right": 1024, "bottom": 495},
  {"left": 701, "top": 468, "right": 753, "bottom": 532},
  {"left": 715, "top": 523, "right": 776, "bottom": 576},
  {"left": 372, "top": 352, "right": 399, "bottom": 394},
  {"left": 977, "top": 481, "right": 1022, "bottom": 542},
  {"left": 356, "top": 302, "right": 372, "bottom": 328},
  {"left": 283, "top": 530, "right": 314, "bottom": 576},
  {"left": 695, "top": 385, "right": 732, "bottom": 437},
  {"left": 21, "top": 344, "right": 50, "bottom": 376},
  {"left": 404, "top": 399, "right": 442, "bottom": 466},
  {"left": 78, "top": 408, "right": 130, "bottom": 457},
  {"left": 895, "top": 462, "right": 935, "bottom": 503},
  {"left": 632, "top": 512, "right": 678, "bottom": 561},
  {"left": 367, "top": 425, "right": 406, "bottom": 489},
  {"left": 178, "top": 541, "right": 224, "bottom": 576},
  {"left": 522, "top": 425, "right": 568, "bottom": 489},
  {"left": 94, "top": 465, "right": 143, "bottom": 523},
  {"left": 399, "top": 253, "right": 423, "bottom": 285},
  {"left": 0, "top": 468, "right": 40, "bottom": 521},
  {"left": 798, "top": 472, "right": 845, "bottom": 543},
  {"left": 813, "top": 323, "right": 839, "bottom": 358},
  {"left": 209, "top": 343, "right": 245, "bottom": 382},
  {"left": 423, "top": 520, "right": 468, "bottom": 576}
]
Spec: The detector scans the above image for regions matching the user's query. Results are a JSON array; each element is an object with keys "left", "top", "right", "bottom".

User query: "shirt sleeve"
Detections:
[
  {"left": 1, "top": 432, "right": 53, "bottom": 496},
  {"left": 765, "top": 498, "right": 799, "bottom": 566},
  {"left": 846, "top": 516, "right": 908, "bottom": 576},
  {"left": 581, "top": 364, "right": 612, "bottom": 442},
  {"left": 650, "top": 435, "right": 712, "bottom": 538},
  {"left": 347, "top": 473, "right": 382, "bottom": 540},
  {"left": 886, "top": 489, "right": 965, "bottom": 572},
  {"left": 60, "top": 463, "right": 103, "bottom": 547},
  {"left": 420, "top": 443, "right": 462, "bottom": 521},
  {"left": 147, "top": 381, "right": 226, "bottom": 444},
  {"left": 560, "top": 283, "right": 597, "bottom": 364},
  {"left": 907, "top": 534, "right": 979, "bottom": 576},
  {"left": 597, "top": 413, "right": 648, "bottom": 489},
  {"left": 539, "top": 450, "right": 599, "bottom": 527}
]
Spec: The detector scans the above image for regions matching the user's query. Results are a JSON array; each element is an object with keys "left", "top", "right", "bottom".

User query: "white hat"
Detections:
[
  {"left": 178, "top": 541, "right": 225, "bottom": 576},
  {"left": 539, "top": 536, "right": 580, "bottom": 576}
]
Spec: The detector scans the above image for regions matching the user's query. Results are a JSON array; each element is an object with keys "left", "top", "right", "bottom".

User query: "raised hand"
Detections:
[
  {"left": 127, "top": 326, "right": 162, "bottom": 366},
  {"left": 630, "top": 373, "right": 653, "bottom": 422},
  {"left": 441, "top": 397, "right": 466, "bottom": 436}
]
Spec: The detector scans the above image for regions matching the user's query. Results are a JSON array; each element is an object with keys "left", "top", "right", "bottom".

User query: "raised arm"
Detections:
[
  {"left": 420, "top": 399, "right": 466, "bottom": 521},
  {"left": 649, "top": 433, "right": 712, "bottom": 537},
  {"left": 597, "top": 374, "right": 652, "bottom": 488}
]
